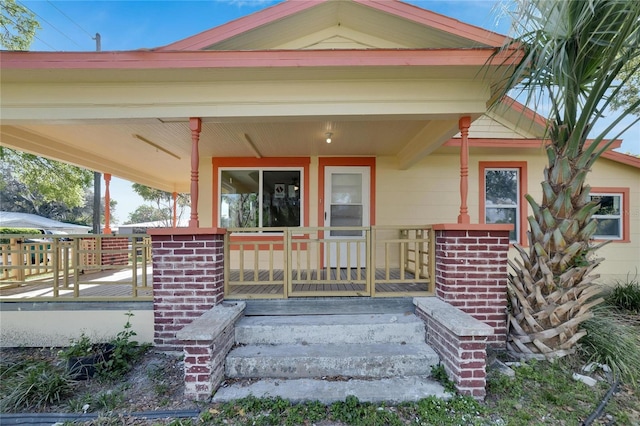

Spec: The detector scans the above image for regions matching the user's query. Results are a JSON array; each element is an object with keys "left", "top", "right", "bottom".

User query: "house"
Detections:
[{"left": 1, "top": 0, "right": 638, "bottom": 401}]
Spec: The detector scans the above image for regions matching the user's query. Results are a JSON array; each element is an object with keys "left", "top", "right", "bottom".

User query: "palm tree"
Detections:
[{"left": 495, "top": 0, "right": 640, "bottom": 359}]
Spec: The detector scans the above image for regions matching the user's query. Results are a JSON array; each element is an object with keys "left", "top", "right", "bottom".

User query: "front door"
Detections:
[{"left": 324, "top": 166, "right": 370, "bottom": 268}]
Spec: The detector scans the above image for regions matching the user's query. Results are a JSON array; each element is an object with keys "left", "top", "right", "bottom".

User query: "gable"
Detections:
[
  {"left": 452, "top": 113, "right": 542, "bottom": 140},
  {"left": 160, "top": 0, "right": 506, "bottom": 51}
]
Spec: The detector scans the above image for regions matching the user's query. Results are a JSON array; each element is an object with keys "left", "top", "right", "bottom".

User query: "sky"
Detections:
[{"left": 15, "top": 0, "right": 640, "bottom": 221}]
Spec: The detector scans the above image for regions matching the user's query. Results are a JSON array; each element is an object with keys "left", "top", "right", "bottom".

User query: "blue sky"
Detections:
[{"left": 16, "top": 0, "right": 640, "bottom": 221}]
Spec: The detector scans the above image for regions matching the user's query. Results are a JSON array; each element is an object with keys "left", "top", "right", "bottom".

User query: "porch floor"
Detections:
[{"left": 227, "top": 268, "right": 431, "bottom": 298}]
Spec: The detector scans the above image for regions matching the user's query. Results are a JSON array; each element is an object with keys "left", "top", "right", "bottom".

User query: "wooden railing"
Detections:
[
  {"left": 224, "top": 226, "right": 435, "bottom": 299},
  {"left": 0, "top": 234, "right": 152, "bottom": 301}
]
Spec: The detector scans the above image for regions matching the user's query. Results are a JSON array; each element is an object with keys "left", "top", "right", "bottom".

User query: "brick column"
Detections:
[
  {"left": 148, "top": 228, "right": 226, "bottom": 353},
  {"left": 432, "top": 224, "right": 511, "bottom": 348},
  {"left": 100, "top": 237, "right": 128, "bottom": 266}
]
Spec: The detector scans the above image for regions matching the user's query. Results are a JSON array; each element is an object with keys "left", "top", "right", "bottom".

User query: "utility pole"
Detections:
[{"left": 92, "top": 33, "right": 102, "bottom": 234}]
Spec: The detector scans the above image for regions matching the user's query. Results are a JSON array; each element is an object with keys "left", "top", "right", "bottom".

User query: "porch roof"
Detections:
[{"left": 0, "top": 0, "right": 518, "bottom": 193}]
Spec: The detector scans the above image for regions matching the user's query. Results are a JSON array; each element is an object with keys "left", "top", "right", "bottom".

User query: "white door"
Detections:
[{"left": 324, "top": 166, "right": 370, "bottom": 268}]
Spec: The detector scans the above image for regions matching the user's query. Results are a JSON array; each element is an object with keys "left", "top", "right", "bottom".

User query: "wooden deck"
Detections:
[
  {"left": 1, "top": 266, "right": 431, "bottom": 301},
  {"left": 226, "top": 268, "right": 431, "bottom": 298},
  {"left": 0, "top": 266, "right": 153, "bottom": 300}
]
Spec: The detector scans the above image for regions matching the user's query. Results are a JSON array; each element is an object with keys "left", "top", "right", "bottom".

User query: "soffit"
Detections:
[{"left": 1, "top": 117, "right": 430, "bottom": 193}]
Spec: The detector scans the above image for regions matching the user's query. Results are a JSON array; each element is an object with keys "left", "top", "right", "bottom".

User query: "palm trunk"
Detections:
[{"left": 507, "top": 122, "right": 605, "bottom": 359}]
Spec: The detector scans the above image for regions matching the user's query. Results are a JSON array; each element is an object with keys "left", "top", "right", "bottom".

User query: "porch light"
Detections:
[{"left": 325, "top": 132, "right": 333, "bottom": 144}]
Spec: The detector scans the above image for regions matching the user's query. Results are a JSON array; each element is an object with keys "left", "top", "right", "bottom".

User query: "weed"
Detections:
[
  {"left": 0, "top": 361, "right": 75, "bottom": 411},
  {"left": 329, "top": 395, "right": 403, "bottom": 426},
  {"left": 430, "top": 363, "right": 456, "bottom": 393},
  {"left": 94, "top": 389, "right": 125, "bottom": 411},
  {"left": 97, "top": 312, "right": 150, "bottom": 381},
  {"left": 58, "top": 333, "right": 93, "bottom": 359}
]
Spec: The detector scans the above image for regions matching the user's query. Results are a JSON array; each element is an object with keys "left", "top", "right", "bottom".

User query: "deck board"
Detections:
[{"left": 227, "top": 267, "right": 430, "bottom": 298}]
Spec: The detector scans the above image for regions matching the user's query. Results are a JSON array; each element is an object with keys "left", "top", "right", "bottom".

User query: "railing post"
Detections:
[
  {"left": 368, "top": 227, "right": 375, "bottom": 297},
  {"left": 428, "top": 227, "right": 436, "bottom": 293},
  {"left": 284, "top": 228, "right": 291, "bottom": 299},
  {"left": 73, "top": 238, "right": 80, "bottom": 297},
  {"left": 10, "top": 238, "right": 24, "bottom": 281},
  {"left": 132, "top": 237, "right": 138, "bottom": 298},
  {"left": 52, "top": 238, "right": 59, "bottom": 298},
  {"left": 224, "top": 232, "right": 230, "bottom": 298}
]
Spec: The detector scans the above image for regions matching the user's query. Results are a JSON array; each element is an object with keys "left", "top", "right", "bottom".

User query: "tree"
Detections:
[
  {"left": 127, "top": 205, "right": 168, "bottom": 225},
  {"left": 495, "top": 0, "right": 640, "bottom": 359},
  {"left": 610, "top": 56, "right": 640, "bottom": 115},
  {"left": 0, "top": 148, "right": 94, "bottom": 218},
  {"left": 128, "top": 183, "right": 190, "bottom": 226},
  {"left": 0, "top": 0, "right": 40, "bottom": 50}
]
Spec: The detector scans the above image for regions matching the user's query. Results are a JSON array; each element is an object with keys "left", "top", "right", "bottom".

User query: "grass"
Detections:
[
  {"left": 577, "top": 276, "right": 640, "bottom": 388},
  {"left": 3, "top": 280, "right": 640, "bottom": 424}
]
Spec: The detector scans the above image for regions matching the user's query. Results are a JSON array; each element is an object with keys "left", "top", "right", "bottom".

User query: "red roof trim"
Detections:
[
  {"left": 498, "top": 96, "right": 549, "bottom": 128},
  {"left": 1, "top": 48, "right": 518, "bottom": 70},
  {"left": 157, "top": 1, "right": 324, "bottom": 51},
  {"left": 357, "top": 0, "right": 507, "bottom": 47},
  {"left": 157, "top": 0, "right": 508, "bottom": 52},
  {"left": 601, "top": 150, "right": 640, "bottom": 168},
  {"left": 444, "top": 138, "right": 638, "bottom": 169}
]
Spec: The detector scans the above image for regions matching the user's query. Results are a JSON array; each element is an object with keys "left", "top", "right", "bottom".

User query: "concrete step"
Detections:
[
  {"left": 235, "top": 313, "right": 425, "bottom": 345},
  {"left": 226, "top": 343, "right": 439, "bottom": 379},
  {"left": 240, "top": 297, "right": 416, "bottom": 316},
  {"left": 212, "top": 376, "right": 452, "bottom": 404}
]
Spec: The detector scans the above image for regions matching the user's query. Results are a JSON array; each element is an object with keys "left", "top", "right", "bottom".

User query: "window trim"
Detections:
[
  {"left": 212, "top": 157, "right": 310, "bottom": 229},
  {"left": 589, "top": 187, "right": 630, "bottom": 243},
  {"left": 479, "top": 161, "right": 528, "bottom": 245}
]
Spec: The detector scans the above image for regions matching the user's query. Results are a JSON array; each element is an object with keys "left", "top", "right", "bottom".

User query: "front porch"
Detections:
[{"left": 225, "top": 225, "right": 434, "bottom": 299}]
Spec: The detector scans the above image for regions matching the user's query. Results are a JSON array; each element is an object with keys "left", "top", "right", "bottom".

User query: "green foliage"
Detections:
[
  {"left": 0, "top": 148, "right": 93, "bottom": 218},
  {"left": 606, "top": 276, "right": 640, "bottom": 313},
  {"left": 399, "top": 395, "right": 485, "bottom": 426},
  {"left": 57, "top": 313, "right": 149, "bottom": 382},
  {"left": 0, "top": 0, "right": 40, "bottom": 50},
  {"left": 0, "top": 360, "right": 74, "bottom": 411},
  {"left": 97, "top": 312, "right": 149, "bottom": 381},
  {"left": 59, "top": 333, "right": 94, "bottom": 359},
  {"left": 430, "top": 364, "right": 456, "bottom": 393},
  {"left": 127, "top": 204, "right": 169, "bottom": 224},
  {"left": 330, "top": 396, "right": 403, "bottom": 426},
  {"left": 486, "top": 359, "right": 600, "bottom": 424},
  {"left": 579, "top": 306, "right": 640, "bottom": 387},
  {"left": 127, "top": 183, "right": 189, "bottom": 225},
  {"left": 610, "top": 56, "right": 640, "bottom": 115}
]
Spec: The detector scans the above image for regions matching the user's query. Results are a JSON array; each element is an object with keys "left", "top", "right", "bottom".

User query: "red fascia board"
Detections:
[
  {"left": 357, "top": 0, "right": 508, "bottom": 47},
  {"left": 157, "top": 1, "right": 324, "bottom": 51},
  {"left": 602, "top": 150, "right": 640, "bottom": 169},
  {"left": 444, "top": 138, "right": 638, "bottom": 169},
  {"left": 444, "top": 138, "right": 623, "bottom": 151},
  {"left": 1, "top": 48, "right": 519, "bottom": 70},
  {"left": 499, "top": 96, "right": 548, "bottom": 128}
]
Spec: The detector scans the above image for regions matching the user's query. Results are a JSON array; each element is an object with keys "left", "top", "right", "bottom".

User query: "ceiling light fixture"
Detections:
[{"left": 325, "top": 132, "right": 333, "bottom": 144}]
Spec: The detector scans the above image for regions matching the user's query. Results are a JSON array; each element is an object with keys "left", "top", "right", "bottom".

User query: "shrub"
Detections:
[
  {"left": 0, "top": 361, "right": 74, "bottom": 411},
  {"left": 97, "top": 312, "right": 149, "bottom": 381},
  {"left": 606, "top": 275, "right": 640, "bottom": 313},
  {"left": 579, "top": 306, "right": 640, "bottom": 388}
]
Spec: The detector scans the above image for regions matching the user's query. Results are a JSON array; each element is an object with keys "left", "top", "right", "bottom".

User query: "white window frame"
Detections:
[
  {"left": 589, "top": 192, "right": 623, "bottom": 240},
  {"left": 484, "top": 167, "right": 520, "bottom": 243},
  {"left": 218, "top": 167, "right": 304, "bottom": 230}
]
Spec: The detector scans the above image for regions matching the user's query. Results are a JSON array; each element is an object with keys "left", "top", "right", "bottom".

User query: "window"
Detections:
[
  {"left": 219, "top": 168, "right": 302, "bottom": 229},
  {"left": 479, "top": 162, "right": 527, "bottom": 244},
  {"left": 589, "top": 189, "right": 628, "bottom": 241}
]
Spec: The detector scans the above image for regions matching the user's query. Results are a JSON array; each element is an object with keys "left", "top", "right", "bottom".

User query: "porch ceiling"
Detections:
[{"left": 1, "top": 115, "right": 461, "bottom": 193}]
